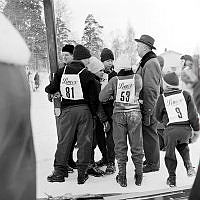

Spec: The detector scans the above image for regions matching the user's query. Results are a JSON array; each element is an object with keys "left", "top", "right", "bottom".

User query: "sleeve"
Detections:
[
  {"left": 185, "top": 91, "right": 200, "bottom": 131},
  {"left": 99, "top": 78, "right": 115, "bottom": 102},
  {"left": 143, "top": 61, "right": 161, "bottom": 116},
  {"left": 45, "top": 68, "right": 63, "bottom": 94},
  {"left": 155, "top": 95, "right": 165, "bottom": 123}
]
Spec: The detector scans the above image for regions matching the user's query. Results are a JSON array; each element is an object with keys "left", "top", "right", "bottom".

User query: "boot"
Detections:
[
  {"left": 77, "top": 168, "right": 89, "bottom": 184},
  {"left": 167, "top": 176, "right": 176, "bottom": 187},
  {"left": 47, "top": 170, "right": 67, "bottom": 182},
  {"left": 67, "top": 165, "right": 74, "bottom": 173},
  {"left": 116, "top": 174, "right": 127, "bottom": 187},
  {"left": 186, "top": 165, "right": 196, "bottom": 177},
  {"left": 105, "top": 162, "right": 116, "bottom": 174},
  {"left": 134, "top": 173, "right": 143, "bottom": 186},
  {"left": 96, "top": 157, "right": 108, "bottom": 167},
  {"left": 68, "top": 160, "right": 77, "bottom": 169},
  {"left": 87, "top": 165, "right": 104, "bottom": 177}
]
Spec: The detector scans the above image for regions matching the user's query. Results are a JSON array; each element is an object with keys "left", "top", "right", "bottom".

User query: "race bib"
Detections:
[
  {"left": 163, "top": 92, "right": 188, "bottom": 124},
  {"left": 60, "top": 68, "right": 84, "bottom": 100},
  {"left": 116, "top": 76, "right": 136, "bottom": 104}
]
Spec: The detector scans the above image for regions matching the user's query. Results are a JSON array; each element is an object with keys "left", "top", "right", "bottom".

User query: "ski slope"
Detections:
[{"left": 31, "top": 72, "right": 200, "bottom": 199}]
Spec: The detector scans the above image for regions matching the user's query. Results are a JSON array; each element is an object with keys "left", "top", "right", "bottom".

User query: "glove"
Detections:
[
  {"left": 143, "top": 114, "right": 151, "bottom": 126},
  {"left": 190, "top": 130, "right": 200, "bottom": 143},
  {"left": 103, "top": 121, "right": 111, "bottom": 133}
]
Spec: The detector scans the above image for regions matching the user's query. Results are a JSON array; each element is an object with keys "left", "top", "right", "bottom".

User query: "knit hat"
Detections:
[
  {"left": 87, "top": 56, "right": 104, "bottom": 74},
  {"left": 62, "top": 44, "right": 74, "bottom": 54},
  {"left": 163, "top": 72, "right": 179, "bottom": 88},
  {"left": 73, "top": 44, "right": 91, "bottom": 60},
  {"left": 100, "top": 48, "right": 114, "bottom": 62}
]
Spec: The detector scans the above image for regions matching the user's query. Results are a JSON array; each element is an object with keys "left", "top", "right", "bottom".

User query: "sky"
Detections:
[{"left": 64, "top": 0, "right": 200, "bottom": 55}]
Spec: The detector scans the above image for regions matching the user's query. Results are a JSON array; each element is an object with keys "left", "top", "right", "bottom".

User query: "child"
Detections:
[
  {"left": 99, "top": 55, "right": 144, "bottom": 187},
  {"left": 156, "top": 72, "right": 200, "bottom": 187}
]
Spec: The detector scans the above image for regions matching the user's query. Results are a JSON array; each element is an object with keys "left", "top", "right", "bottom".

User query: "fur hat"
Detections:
[
  {"left": 163, "top": 72, "right": 179, "bottom": 88},
  {"left": 87, "top": 56, "right": 104, "bottom": 74},
  {"left": 0, "top": 13, "right": 30, "bottom": 65},
  {"left": 73, "top": 44, "right": 91, "bottom": 60},
  {"left": 62, "top": 44, "right": 74, "bottom": 54},
  {"left": 100, "top": 48, "right": 114, "bottom": 62}
]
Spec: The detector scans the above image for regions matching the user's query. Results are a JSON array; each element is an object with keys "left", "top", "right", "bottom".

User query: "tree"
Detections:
[
  {"left": 3, "top": 0, "right": 47, "bottom": 70},
  {"left": 124, "top": 23, "right": 137, "bottom": 65},
  {"left": 82, "top": 14, "right": 103, "bottom": 58},
  {"left": 0, "top": 0, "right": 6, "bottom": 11}
]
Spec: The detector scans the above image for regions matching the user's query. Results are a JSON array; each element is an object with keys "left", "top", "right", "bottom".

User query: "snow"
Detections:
[{"left": 31, "top": 72, "right": 200, "bottom": 198}]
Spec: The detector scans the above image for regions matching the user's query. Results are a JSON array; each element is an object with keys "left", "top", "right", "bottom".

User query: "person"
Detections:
[
  {"left": 156, "top": 72, "right": 199, "bottom": 187},
  {"left": 86, "top": 56, "right": 110, "bottom": 177},
  {"left": 95, "top": 48, "right": 117, "bottom": 175},
  {"left": 135, "top": 34, "right": 162, "bottom": 173},
  {"left": 99, "top": 54, "right": 144, "bottom": 187},
  {"left": 45, "top": 44, "right": 99, "bottom": 184},
  {"left": 34, "top": 71, "right": 40, "bottom": 90},
  {"left": 180, "top": 54, "right": 193, "bottom": 70},
  {"left": 0, "top": 13, "right": 36, "bottom": 199},
  {"left": 180, "top": 67, "right": 200, "bottom": 199}
]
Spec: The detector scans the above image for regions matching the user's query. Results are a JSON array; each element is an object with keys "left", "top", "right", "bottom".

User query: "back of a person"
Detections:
[{"left": 0, "top": 63, "right": 36, "bottom": 200}]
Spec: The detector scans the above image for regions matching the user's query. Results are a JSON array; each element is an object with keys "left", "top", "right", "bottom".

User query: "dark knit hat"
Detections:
[
  {"left": 62, "top": 44, "right": 74, "bottom": 54},
  {"left": 100, "top": 48, "right": 114, "bottom": 62},
  {"left": 163, "top": 72, "right": 179, "bottom": 88},
  {"left": 73, "top": 44, "right": 91, "bottom": 60}
]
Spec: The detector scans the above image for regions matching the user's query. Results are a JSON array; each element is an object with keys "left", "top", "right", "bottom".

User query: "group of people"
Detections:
[
  {"left": 1, "top": 10, "right": 200, "bottom": 199},
  {"left": 45, "top": 34, "right": 200, "bottom": 191}
]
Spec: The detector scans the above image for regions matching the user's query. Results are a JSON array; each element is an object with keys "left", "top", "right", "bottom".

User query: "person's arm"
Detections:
[{"left": 142, "top": 61, "right": 161, "bottom": 125}]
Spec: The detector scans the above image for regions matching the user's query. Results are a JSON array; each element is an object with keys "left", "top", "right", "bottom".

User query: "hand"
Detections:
[
  {"left": 47, "top": 93, "right": 53, "bottom": 102},
  {"left": 143, "top": 114, "right": 151, "bottom": 126},
  {"left": 190, "top": 130, "right": 200, "bottom": 143},
  {"left": 53, "top": 92, "right": 61, "bottom": 98},
  {"left": 103, "top": 121, "right": 111, "bottom": 133}
]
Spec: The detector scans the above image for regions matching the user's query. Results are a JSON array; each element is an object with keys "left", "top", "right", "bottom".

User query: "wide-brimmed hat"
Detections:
[{"left": 135, "top": 34, "right": 156, "bottom": 50}]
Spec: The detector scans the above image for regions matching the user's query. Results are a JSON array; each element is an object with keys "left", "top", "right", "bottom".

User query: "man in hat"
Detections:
[
  {"left": 135, "top": 34, "right": 162, "bottom": 173},
  {"left": 0, "top": 13, "right": 36, "bottom": 199},
  {"left": 45, "top": 44, "right": 99, "bottom": 184}
]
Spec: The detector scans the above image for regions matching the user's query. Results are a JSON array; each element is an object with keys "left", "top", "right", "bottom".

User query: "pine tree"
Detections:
[{"left": 82, "top": 14, "right": 103, "bottom": 57}]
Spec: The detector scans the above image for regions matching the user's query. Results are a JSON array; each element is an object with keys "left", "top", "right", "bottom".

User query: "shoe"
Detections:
[
  {"left": 47, "top": 170, "right": 66, "bottom": 182},
  {"left": 167, "top": 176, "right": 176, "bottom": 187},
  {"left": 96, "top": 158, "right": 107, "bottom": 167},
  {"left": 87, "top": 166, "right": 104, "bottom": 177},
  {"left": 186, "top": 166, "right": 196, "bottom": 177},
  {"left": 116, "top": 174, "right": 127, "bottom": 187},
  {"left": 77, "top": 173, "right": 89, "bottom": 184},
  {"left": 68, "top": 161, "right": 77, "bottom": 169},
  {"left": 143, "top": 165, "right": 159, "bottom": 173},
  {"left": 67, "top": 165, "right": 74, "bottom": 173},
  {"left": 134, "top": 174, "right": 143, "bottom": 186}
]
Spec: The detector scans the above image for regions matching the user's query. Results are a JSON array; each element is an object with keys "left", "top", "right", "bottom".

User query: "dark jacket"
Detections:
[
  {"left": 45, "top": 60, "right": 99, "bottom": 116},
  {"left": 136, "top": 51, "right": 161, "bottom": 117},
  {"left": 156, "top": 89, "right": 199, "bottom": 131}
]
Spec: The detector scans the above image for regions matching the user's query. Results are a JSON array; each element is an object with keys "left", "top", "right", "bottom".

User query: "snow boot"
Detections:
[
  {"left": 105, "top": 162, "right": 116, "bottom": 174},
  {"left": 167, "top": 176, "right": 176, "bottom": 187},
  {"left": 77, "top": 168, "right": 89, "bottom": 184},
  {"left": 116, "top": 163, "right": 127, "bottom": 187},
  {"left": 134, "top": 173, "right": 143, "bottom": 186}
]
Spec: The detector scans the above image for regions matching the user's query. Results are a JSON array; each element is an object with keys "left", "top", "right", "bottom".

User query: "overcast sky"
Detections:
[{"left": 66, "top": 0, "right": 200, "bottom": 55}]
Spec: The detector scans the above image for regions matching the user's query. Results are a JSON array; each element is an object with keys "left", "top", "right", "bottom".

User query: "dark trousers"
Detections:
[
  {"left": 142, "top": 117, "right": 160, "bottom": 169},
  {"left": 95, "top": 117, "right": 115, "bottom": 163},
  {"left": 189, "top": 161, "right": 200, "bottom": 200},
  {"left": 164, "top": 125, "right": 192, "bottom": 177},
  {"left": 113, "top": 111, "right": 144, "bottom": 174},
  {"left": 54, "top": 105, "right": 93, "bottom": 173},
  {"left": 158, "top": 129, "right": 165, "bottom": 150}
]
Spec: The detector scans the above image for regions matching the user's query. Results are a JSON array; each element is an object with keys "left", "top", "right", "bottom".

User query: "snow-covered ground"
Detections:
[{"left": 31, "top": 72, "right": 200, "bottom": 198}]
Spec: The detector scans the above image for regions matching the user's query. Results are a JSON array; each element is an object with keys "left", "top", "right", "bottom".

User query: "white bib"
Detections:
[
  {"left": 163, "top": 92, "right": 189, "bottom": 124},
  {"left": 100, "top": 73, "right": 108, "bottom": 90},
  {"left": 60, "top": 68, "right": 85, "bottom": 100},
  {"left": 116, "top": 76, "right": 136, "bottom": 104}
]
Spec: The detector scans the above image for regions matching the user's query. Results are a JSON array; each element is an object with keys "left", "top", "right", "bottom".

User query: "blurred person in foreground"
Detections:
[
  {"left": 99, "top": 54, "right": 144, "bottom": 187},
  {"left": 0, "top": 13, "right": 36, "bottom": 199},
  {"left": 181, "top": 67, "right": 200, "bottom": 199}
]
